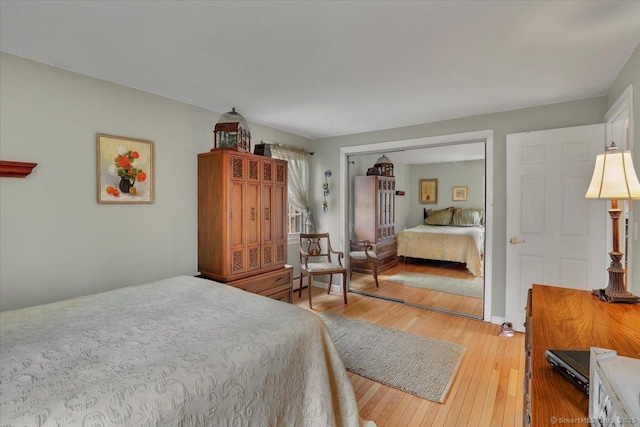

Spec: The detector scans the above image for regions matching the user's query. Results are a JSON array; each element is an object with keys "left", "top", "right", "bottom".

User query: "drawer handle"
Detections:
[
  {"left": 276, "top": 277, "right": 283, "bottom": 282},
  {"left": 251, "top": 208, "right": 256, "bottom": 221}
]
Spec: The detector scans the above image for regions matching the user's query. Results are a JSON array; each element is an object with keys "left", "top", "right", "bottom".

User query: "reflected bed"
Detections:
[{"left": 397, "top": 224, "right": 484, "bottom": 276}]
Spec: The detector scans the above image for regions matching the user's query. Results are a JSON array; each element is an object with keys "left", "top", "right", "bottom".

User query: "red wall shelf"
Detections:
[{"left": 0, "top": 160, "right": 38, "bottom": 178}]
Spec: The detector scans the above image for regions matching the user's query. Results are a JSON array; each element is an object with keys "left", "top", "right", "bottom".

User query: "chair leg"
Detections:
[
  {"left": 299, "top": 274, "right": 304, "bottom": 298},
  {"left": 327, "top": 274, "right": 333, "bottom": 294},
  {"left": 342, "top": 273, "right": 348, "bottom": 304},
  {"left": 372, "top": 262, "right": 379, "bottom": 287},
  {"left": 308, "top": 275, "right": 313, "bottom": 309}
]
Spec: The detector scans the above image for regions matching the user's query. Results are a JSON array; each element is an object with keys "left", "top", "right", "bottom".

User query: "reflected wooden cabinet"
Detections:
[
  {"left": 198, "top": 149, "right": 288, "bottom": 282},
  {"left": 353, "top": 175, "right": 398, "bottom": 271}
]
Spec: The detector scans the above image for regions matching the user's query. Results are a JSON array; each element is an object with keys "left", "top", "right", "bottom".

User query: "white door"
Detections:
[{"left": 505, "top": 124, "right": 606, "bottom": 332}]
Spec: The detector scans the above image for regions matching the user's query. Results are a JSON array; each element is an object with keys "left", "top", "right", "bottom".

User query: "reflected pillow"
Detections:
[
  {"left": 453, "top": 208, "right": 483, "bottom": 227},
  {"left": 424, "top": 208, "right": 454, "bottom": 226}
]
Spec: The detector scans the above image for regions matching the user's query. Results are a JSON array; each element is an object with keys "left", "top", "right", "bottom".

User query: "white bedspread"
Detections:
[
  {"left": 397, "top": 225, "right": 484, "bottom": 276},
  {"left": 0, "top": 275, "right": 373, "bottom": 427}
]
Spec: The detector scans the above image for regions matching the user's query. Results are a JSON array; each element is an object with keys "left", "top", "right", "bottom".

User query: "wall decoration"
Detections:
[
  {"left": 419, "top": 179, "right": 438, "bottom": 204},
  {"left": 97, "top": 134, "right": 154, "bottom": 204},
  {"left": 322, "top": 170, "right": 331, "bottom": 213},
  {"left": 452, "top": 185, "right": 468, "bottom": 201},
  {"left": 0, "top": 160, "right": 37, "bottom": 178}
]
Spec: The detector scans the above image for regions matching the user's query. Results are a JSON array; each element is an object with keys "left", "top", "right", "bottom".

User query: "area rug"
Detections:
[
  {"left": 318, "top": 312, "right": 466, "bottom": 403},
  {"left": 386, "top": 271, "right": 484, "bottom": 298}
]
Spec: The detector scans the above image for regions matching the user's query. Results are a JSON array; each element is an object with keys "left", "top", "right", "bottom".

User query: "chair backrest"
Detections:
[{"left": 300, "top": 233, "right": 334, "bottom": 263}]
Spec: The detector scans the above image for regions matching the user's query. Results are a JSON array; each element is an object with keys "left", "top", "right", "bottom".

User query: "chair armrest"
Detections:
[
  {"left": 300, "top": 249, "right": 310, "bottom": 268},
  {"left": 329, "top": 248, "right": 344, "bottom": 266}
]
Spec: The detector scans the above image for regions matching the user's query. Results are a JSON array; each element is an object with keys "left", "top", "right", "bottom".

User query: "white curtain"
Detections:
[{"left": 268, "top": 142, "right": 315, "bottom": 233}]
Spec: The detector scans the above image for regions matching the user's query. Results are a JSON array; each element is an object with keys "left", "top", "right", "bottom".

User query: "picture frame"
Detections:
[
  {"left": 419, "top": 179, "right": 438, "bottom": 204},
  {"left": 452, "top": 185, "right": 468, "bottom": 201},
  {"left": 97, "top": 134, "right": 154, "bottom": 204}
]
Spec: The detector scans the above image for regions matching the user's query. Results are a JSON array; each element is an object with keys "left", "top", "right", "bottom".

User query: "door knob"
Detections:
[{"left": 509, "top": 237, "right": 525, "bottom": 244}]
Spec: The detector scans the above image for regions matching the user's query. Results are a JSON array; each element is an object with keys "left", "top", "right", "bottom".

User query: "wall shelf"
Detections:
[{"left": 0, "top": 160, "right": 38, "bottom": 178}]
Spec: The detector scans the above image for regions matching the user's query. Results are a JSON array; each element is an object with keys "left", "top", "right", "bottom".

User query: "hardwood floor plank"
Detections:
[
  {"left": 503, "top": 367, "right": 520, "bottom": 426},
  {"left": 491, "top": 328, "right": 517, "bottom": 425},
  {"left": 357, "top": 382, "right": 382, "bottom": 410},
  {"left": 406, "top": 399, "right": 433, "bottom": 427},
  {"left": 478, "top": 369, "right": 501, "bottom": 426},
  {"left": 462, "top": 325, "right": 500, "bottom": 424}
]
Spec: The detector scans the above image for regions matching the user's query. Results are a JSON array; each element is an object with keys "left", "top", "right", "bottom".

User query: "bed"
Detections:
[
  {"left": 397, "top": 208, "right": 484, "bottom": 276},
  {"left": 0, "top": 275, "right": 374, "bottom": 426}
]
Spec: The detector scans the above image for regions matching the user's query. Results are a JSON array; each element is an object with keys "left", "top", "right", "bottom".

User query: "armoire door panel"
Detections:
[
  {"left": 247, "top": 246, "right": 260, "bottom": 271},
  {"left": 230, "top": 155, "right": 246, "bottom": 180},
  {"left": 262, "top": 160, "right": 273, "bottom": 183},
  {"left": 247, "top": 183, "right": 260, "bottom": 246},
  {"left": 276, "top": 163, "right": 286, "bottom": 184},
  {"left": 230, "top": 181, "right": 245, "bottom": 248},
  {"left": 262, "top": 184, "right": 273, "bottom": 243},
  {"left": 275, "top": 242, "right": 287, "bottom": 264},
  {"left": 274, "top": 185, "right": 286, "bottom": 241},
  {"left": 248, "top": 158, "right": 260, "bottom": 181},
  {"left": 232, "top": 248, "right": 246, "bottom": 274},
  {"left": 262, "top": 244, "right": 274, "bottom": 267}
]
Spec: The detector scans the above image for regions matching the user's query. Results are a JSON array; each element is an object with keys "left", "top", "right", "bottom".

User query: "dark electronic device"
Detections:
[{"left": 544, "top": 349, "right": 590, "bottom": 395}]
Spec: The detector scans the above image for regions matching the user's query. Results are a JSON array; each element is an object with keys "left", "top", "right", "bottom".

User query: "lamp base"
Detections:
[
  {"left": 592, "top": 255, "right": 640, "bottom": 303},
  {"left": 592, "top": 288, "right": 640, "bottom": 304}
]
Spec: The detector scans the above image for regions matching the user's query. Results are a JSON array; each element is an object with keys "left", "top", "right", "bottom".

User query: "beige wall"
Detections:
[
  {"left": 0, "top": 53, "right": 311, "bottom": 311},
  {"left": 311, "top": 97, "right": 605, "bottom": 317},
  {"left": 605, "top": 42, "right": 640, "bottom": 295}
]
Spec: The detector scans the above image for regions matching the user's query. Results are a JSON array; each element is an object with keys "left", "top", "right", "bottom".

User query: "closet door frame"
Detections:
[{"left": 340, "top": 130, "right": 494, "bottom": 323}]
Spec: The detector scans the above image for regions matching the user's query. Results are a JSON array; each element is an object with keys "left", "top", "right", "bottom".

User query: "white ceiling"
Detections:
[{"left": 1, "top": 1, "right": 639, "bottom": 140}]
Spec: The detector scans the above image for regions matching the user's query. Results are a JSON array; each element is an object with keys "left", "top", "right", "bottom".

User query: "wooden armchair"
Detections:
[
  {"left": 349, "top": 240, "right": 379, "bottom": 288},
  {"left": 299, "top": 233, "right": 348, "bottom": 309}
]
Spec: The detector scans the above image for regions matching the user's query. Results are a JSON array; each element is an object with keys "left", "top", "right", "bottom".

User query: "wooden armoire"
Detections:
[
  {"left": 198, "top": 149, "right": 293, "bottom": 302},
  {"left": 352, "top": 175, "right": 398, "bottom": 272}
]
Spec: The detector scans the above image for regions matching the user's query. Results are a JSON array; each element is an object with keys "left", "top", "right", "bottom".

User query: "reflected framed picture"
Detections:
[
  {"left": 452, "top": 185, "right": 468, "bottom": 201},
  {"left": 419, "top": 178, "right": 438, "bottom": 204},
  {"left": 97, "top": 134, "right": 154, "bottom": 204}
]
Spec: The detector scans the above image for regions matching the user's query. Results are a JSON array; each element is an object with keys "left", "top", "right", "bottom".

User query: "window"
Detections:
[{"left": 288, "top": 204, "right": 303, "bottom": 236}]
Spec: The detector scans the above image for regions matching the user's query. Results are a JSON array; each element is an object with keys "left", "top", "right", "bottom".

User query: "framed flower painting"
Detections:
[{"left": 97, "top": 134, "right": 154, "bottom": 204}]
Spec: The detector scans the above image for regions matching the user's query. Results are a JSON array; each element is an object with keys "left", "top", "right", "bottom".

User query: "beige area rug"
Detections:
[
  {"left": 318, "top": 312, "right": 466, "bottom": 403},
  {"left": 386, "top": 271, "right": 484, "bottom": 298}
]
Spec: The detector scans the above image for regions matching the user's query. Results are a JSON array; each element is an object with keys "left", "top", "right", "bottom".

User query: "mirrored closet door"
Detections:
[{"left": 347, "top": 143, "right": 486, "bottom": 319}]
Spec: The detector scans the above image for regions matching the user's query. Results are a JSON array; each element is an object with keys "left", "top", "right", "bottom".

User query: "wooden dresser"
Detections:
[
  {"left": 198, "top": 148, "right": 292, "bottom": 302},
  {"left": 524, "top": 284, "right": 640, "bottom": 426},
  {"left": 352, "top": 175, "right": 398, "bottom": 272}
]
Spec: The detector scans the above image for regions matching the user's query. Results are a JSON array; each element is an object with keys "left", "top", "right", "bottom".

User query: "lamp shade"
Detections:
[{"left": 585, "top": 149, "right": 640, "bottom": 200}]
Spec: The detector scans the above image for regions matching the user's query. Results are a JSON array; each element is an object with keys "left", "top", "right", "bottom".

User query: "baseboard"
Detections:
[{"left": 491, "top": 316, "right": 506, "bottom": 325}]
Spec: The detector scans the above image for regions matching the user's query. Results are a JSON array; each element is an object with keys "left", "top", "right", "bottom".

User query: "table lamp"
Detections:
[{"left": 585, "top": 143, "right": 640, "bottom": 303}]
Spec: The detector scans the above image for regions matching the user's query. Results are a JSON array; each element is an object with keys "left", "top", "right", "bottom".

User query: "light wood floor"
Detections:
[{"left": 294, "top": 287, "right": 525, "bottom": 426}]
